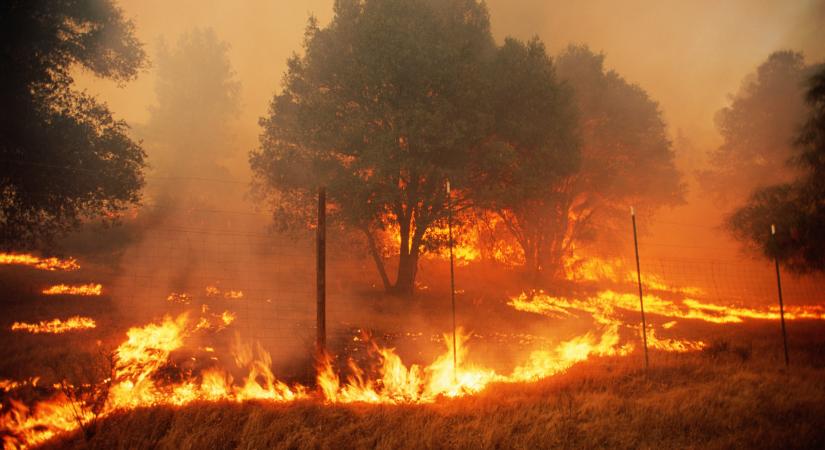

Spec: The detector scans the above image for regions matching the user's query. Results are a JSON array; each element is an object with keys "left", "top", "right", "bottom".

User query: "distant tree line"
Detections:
[{"left": 6, "top": 0, "right": 822, "bottom": 294}]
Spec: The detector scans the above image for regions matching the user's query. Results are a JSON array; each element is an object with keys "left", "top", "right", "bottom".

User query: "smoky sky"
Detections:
[
  {"left": 72, "top": 0, "right": 825, "bottom": 258},
  {"left": 77, "top": 0, "right": 825, "bottom": 149}
]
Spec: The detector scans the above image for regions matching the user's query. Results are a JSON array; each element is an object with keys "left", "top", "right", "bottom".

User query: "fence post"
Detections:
[
  {"left": 447, "top": 180, "right": 457, "bottom": 382},
  {"left": 316, "top": 187, "right": 326, "bottom": 358},
  {"left": 631, "top": 207, "right": 649, "bottom": 371},
  {"left": 771, "top": 224, "right": 789, "bottom": 367}
]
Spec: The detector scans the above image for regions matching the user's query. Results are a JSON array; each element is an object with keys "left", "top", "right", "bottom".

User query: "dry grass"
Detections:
[{"left": 45, "top": 348, "right": 825, "bottom": 450}]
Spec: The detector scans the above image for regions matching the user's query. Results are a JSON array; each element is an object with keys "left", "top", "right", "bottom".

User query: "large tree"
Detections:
[
  {"left": 471, "top": 38, "right": 580, "bottom": 282},
  {"left": 520, "top": 45, "right": 683, "bottom": 278},
  {"left": 701, "top": 51, "right": 819, "bottom": 203},
  {"left": 251, "top": 0, "right": 495, "bottom": 295},
  {"left": 143, "top": 28, "right": 241, "bottom": 177},
  {"left": 729, "top": 67, "right": 825, "bottom": 272},
  {"left": 0, "top": 0, "right": 147, "bottom": 250}
]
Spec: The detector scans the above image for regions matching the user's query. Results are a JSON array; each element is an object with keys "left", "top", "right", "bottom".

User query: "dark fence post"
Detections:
[
  {"left": 771, "top": 224, "right": 789, "bottom": 367},
  {"left": 316, "top": 187, "right": 326, "bottom": 358},
  {"left": 631, "top": 207, "right": 649, "bottom": 371},
  {"left": 447, "top": 180, "right": 457, "bottom": 382}
]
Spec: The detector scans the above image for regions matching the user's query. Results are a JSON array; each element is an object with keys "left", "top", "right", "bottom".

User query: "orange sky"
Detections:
[{"left": 75, "top": 0, "right": 825, "bottom": 259}]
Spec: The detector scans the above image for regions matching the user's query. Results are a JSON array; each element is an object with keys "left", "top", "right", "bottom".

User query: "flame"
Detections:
[
  {"left": 509, "top": 324, "right": 632, "bottom": 382},
  {"left": 203, "top": 285, "right": 244, "bottom": 299},
  {"left": 508, "top": 290, "right": 825, "bottom": 325},
  {"left": 1, "top": 306, "right": 690, "bottom": 448},
  {"left": 0, "top": 377, "right": 40, "bottom": 392},
  {"left": 0, "top": 253, "right": 79, "bottom": 271},
  {"left": 10, "top": 317, "right": 96, "bottom": 334},
  {"left": 1, "top": 395, "right": 92, "bottom": 449},
  {"left": 205, "top": 286, "right": 220, "bottom": 297},
  {"left": 563, "top": 252, "right": 704, "bottom": 295},
  {"left": 646, "top": 327, "right": 706, "bottom": 352},
  {"left": 318, "top": 330, "right": 498, "bottom": 403},
  {"left": 166, "top": 292, "right": 192, "bottom": 304},
  {"left": 41, "top": 284, "right": 102, "bottom": 296},
  {"left": 224, "top": 290, "right": 244, "bottom": 299},
  {"left": 317, "top": 324, "right": 634, "bottom": 404}
]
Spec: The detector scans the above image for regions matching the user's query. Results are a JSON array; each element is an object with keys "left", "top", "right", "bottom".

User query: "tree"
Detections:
[
  {"left": 251, "top": 0, "right": 495, "bottom": 296},
  {"left": 521, "top": 45, "right": 682, "bottom": 278},
  {"left": 143, "top": 28, "right": 241, "bottom": 177},
  {"left": 701, "top": 51, "right": 818, "bottom": 203},
  {"left": 729, "top": 66, "right": 825, "bottom": 272},
  {"left": 471, "top": 38, "right": 580, "bottom": 282},
  {"left": 0, "top": 0, "right": 147, "bottom": 250}
]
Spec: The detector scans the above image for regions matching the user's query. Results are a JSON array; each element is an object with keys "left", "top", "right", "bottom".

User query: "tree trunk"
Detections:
[
  {"left": 363, "top": 228, "right": 392, "bottom": 291},
  {"left": 392, "top": 250, "right": 418, "bottom": 296}
]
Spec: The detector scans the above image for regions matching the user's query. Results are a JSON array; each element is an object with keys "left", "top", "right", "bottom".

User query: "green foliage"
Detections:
[
  {"left": 0, "top": 0, "right": 147, "bottom": 250},
  {"left": 729, "top": 66, "right": 825, "bottom": 272}
]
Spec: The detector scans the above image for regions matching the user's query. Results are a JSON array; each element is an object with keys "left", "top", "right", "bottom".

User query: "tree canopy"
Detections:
[
  {"left": 251, "top": 0, "right": 497, "bottom": 295},
  {"left": 701, "top": 51, "right": 818, "bottom": 203},
  {"left": 0, "top": 0, "right": 147, "bottom": 250},
  {"left": 729, "top": 66, "right": 825, "bottom": 272},
  {"left": 530, "top": 45, "right": 683, "bottom": 277},
  {"left": 143, "top": 28, "right": 241, "bottom": 175},
  {"left": 471, "top": 38, "right": 580, "bottom": 281}
]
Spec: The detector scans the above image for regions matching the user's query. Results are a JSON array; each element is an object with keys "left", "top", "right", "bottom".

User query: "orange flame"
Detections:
[
  {"left": 508, "top": 290, "right": 825, "bottom": 325},
  {"left": 10, "top": 317, "right": 96, "bottom": 334},
  {"left": 41, "top": 284, "right": 102, "bottom": 296},
  {"left": 0, "top": 253, "right": 79, "bottom": 271}
]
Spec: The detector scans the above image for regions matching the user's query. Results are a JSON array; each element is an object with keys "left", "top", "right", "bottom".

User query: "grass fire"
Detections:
[{"left": 2, "top": 0, "right": 825, "bottom": 449}]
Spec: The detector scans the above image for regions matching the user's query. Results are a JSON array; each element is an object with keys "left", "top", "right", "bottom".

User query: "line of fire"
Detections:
[{"left": 2, "top": 1, "right": 825, "bottom": 449}]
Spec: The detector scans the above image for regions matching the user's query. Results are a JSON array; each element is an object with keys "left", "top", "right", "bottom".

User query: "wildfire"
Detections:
[
  {"left": 1, "top": 306, "right": 653, "bottom": 447},
  {"left": 204, "top": 286, "right": 244, "bottom": 299},
  {"left": 508, "top": 290, "right": 825, "bottom": 325},
  {"left": 564, "top": 253, "right": 704, "bottom": 295},
  {"left": 41, "top": 284, "right": 102, "bottom": 296},
  {"left": 166, "top": 292, "right": 192, "bottom": 304},
  {"left": 10, "top": 317, "right": 96, "bottom": 334},
  {"left": 0, "top": 253, "right": 79, "bottom": 271},
  {"left": 0, "top": 378, "right": 40, "bottom": 393}
]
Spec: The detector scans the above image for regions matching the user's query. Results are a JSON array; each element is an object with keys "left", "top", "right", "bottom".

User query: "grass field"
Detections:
[
  {"left": 41, "top": 337, "right": 825, "bottom": 450},
  {"left": 3, "top": 263, "right": 825, "bottom": 449}
]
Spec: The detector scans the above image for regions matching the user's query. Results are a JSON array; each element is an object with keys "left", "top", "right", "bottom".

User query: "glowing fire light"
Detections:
[
  {"left": 1, "top": 311, "right": 646, "bottom": 446},
  {"left": 41, "top": 283, "right": 102, "bottom": 296},
  {"left": 166, "top": 292, "right": 192, "bottom": 304},
  {"left": 0, "top": 253, "right": 79, "bottom": 271},
  {"left": 10, "top": 317, "right": 96, "bottom": 334},
  {"left": 204, "top": 286, "right": 244, "bottom": 299},
  {"left": 508, "top": 290, "right": 825, "bottom": 325}
]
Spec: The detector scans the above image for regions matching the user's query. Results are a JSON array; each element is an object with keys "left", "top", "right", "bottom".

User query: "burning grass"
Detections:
[
  {"left": 0, "top": 254, "right": 79, "bottom": 272},
  {"left": 9, "top": 317, "right": 97, "bottom": 334},
  {"left": 41, "top": 284, "right": 103, "bottom": 297},
  {"left": 41, "top": 349, "right": 825, "bottom": 450}
]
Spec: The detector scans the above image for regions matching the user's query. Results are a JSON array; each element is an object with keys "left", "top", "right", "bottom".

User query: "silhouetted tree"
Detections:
[
  {"left": 143, "top": 28, "right": 241, "bottom": 176},
  {"left": 251, "top": 0, "right": 495, "bottom": 296},
  {"left": 0, "top": 0, "right": 147, "bottom": 250},
  {"left": 729, "top": 67, "right": 825, "bottom": 272},
  {"left": 701, "top": 51, "right": 819, "bottom": 203},
  {"left": 472, "top": 38, "right": 580, "bottom": 282},
  {"left": 533, "top": 45, "right": 683, "bottom": 277}
]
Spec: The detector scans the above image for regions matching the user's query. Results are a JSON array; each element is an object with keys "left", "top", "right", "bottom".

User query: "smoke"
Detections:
[{"left": 60, "top": 0, "right": 825, "bottom": 371}]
